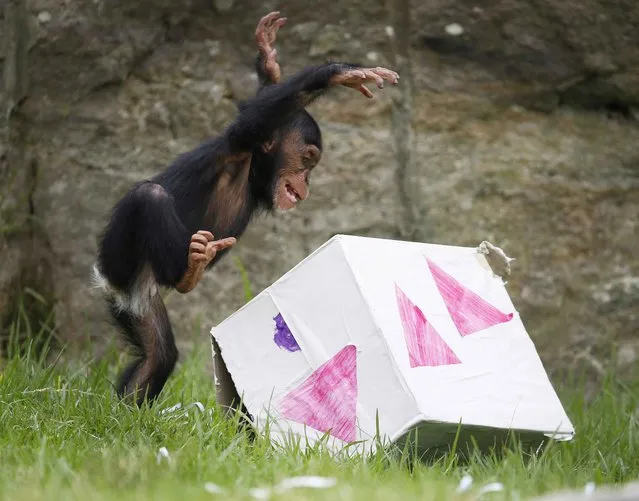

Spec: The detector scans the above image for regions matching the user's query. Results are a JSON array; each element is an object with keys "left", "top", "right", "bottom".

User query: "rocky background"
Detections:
[{"left": 1, "top": 0, "right": 638, "bottom": 384}]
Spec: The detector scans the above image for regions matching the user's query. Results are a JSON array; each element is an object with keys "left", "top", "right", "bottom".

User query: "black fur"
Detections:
[
  {"left": 98, "top": 182, "right": 192, "bottom": 291},
  {"left": 107, "top": 294, "right": 179, "bottom": 403},
  {"left": 96, "top": 61, "right": 356, "bottom": 406},
  {"left": 256, "top": 52, "right": 323, "bottom": 152}
]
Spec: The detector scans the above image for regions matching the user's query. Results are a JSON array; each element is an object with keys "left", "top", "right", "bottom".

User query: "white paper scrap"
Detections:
[
  {"left": 276, "top": 476, "right": 337, "bottom": 491},
  {"left": 204, "top": 482, "right": 225, "bottom": 494},
  {"left": 478, "top": 482, "right": 505, "bottom": 496},
  {"left": 456, "top": 475, "right": 474, "bottom": 493},
  {"left": 160, "top": 403, "right": 182, "bottom": 415},
  {"left": 248, "top": 487, "right": 271, "bottom": 500},
  {"left": 156, "top": 446, "right": 170, "bottom": 464}
]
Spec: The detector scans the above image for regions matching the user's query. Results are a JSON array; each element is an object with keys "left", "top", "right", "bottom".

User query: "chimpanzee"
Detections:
[{"left": 93, "top": 12, "right": 399, "bottom": 406}]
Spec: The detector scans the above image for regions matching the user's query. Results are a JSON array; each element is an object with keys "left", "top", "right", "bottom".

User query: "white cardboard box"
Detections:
[{"left": 210, "top": 235, "right": 575, "bottom": 454}]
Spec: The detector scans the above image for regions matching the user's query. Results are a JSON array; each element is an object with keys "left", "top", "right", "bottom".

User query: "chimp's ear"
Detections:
[{"left": 261, "top": 138, "right": 277, "bottom": 153}]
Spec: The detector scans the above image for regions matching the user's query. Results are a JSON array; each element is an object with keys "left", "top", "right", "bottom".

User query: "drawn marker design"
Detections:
[
  {"left": 426, "top": 258, "right": 513, "bottom": 336},
  {"left": 395, "top": 284, "right": 462, "bottom": 367},
  {"left": 273, "top": 313, "right": 301, "bottom": 352},
  {"left": 279, "top": 344, "right": 358, "bottom": 443}
]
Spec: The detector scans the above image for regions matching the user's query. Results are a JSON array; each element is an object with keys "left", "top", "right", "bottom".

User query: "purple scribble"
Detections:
[{"left": 273, "top": 313, "right": 301, "bottom": 352}]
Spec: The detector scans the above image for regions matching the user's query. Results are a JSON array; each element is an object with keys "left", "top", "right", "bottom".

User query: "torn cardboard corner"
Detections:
[
  {"left": 210, "top": 234, "right": 574, "bottom": 454},
  {"left": 477, "top": 240, "right": 516, "bottom": 279}
]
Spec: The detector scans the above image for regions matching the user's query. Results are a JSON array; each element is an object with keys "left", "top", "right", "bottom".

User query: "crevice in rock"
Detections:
[
  {"left": 73, "top": 18, "right": 171, "bottom": 103},
  {"left": 515, "top": 70, "right": 639, "bottom": 121},
  {"left": 1, "top": 0, "right": 57, "bottom": 357},
  {"left": 386, "top": 0, "right": 422, "bottom": 242},
  {"left": 493, "top": 70, "right": 637, "bottom": 121},
  {"left": 556, "top": 74, "right": 638, "bottom": 122},
  {"left": 125, "top": 28, "right": 169, "bottom": 81},
  {"left": 168, "top": 109, "right": 178, "bottom": 140}
]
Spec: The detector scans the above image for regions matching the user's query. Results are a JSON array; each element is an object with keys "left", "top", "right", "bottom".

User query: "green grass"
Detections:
[{"left": 0, "top": 337, "right": 638, "bottom": 501}]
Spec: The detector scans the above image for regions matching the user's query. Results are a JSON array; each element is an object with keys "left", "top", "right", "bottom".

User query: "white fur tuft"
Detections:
[{"left": 91, "top": 263, "right": 158, "bottom": 318}]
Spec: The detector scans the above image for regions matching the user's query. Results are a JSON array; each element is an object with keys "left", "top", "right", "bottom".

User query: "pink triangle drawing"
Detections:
[
  {"left": 278, "top": 344, "right": 358, "bottom": 443},
  {"left": 426, "top": 258, "right": 513, "bottom": 337},
  {"left": 395, "top": 284, "right": 462, "bottom": 368}
]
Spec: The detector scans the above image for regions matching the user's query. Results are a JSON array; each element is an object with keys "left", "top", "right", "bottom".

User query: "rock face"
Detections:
[{"left": 2, "top": 0, "right": 638, "bottom": 381}]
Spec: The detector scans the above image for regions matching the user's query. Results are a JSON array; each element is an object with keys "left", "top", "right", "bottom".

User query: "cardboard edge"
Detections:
[
  {"left": 393, "top": 418, "right": 574, "bottom": 455},
  {"left": 338, "top": 236, "right": 519, "bottom": 441},
  {"left": 476, "top": 240, "right": 515, "bottom": 280},
  {"left": 214, "top": 234, "right": 478, "bottom": 335},
  {"left": 473, "top": 242, "right": 577, "bottom": 438},
  {"left": 544, "top": 431, "right": 575, "bottom": 442},
  {"left": 210, "top": 330, "right": 245, "bottom": 418},
  {"left": 209, "top": 235, "right": 346, "bottom": 422},
  {"left": 388, "top": 413, "right": 429, "bottom": 444},
  {"left": 212, "top": 235, "right": 344, "bottom": 335},
  {"left": 339, "top": 233, "right": 474, "bottom": 253},
  {"left": 337, "top": 236, "right": 422, "bottom": 435}
]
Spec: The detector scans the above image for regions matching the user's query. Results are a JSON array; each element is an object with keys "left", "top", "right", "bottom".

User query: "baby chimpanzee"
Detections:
[{"left": 93, "top": 11, "right": 399, "bottom": 406}]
